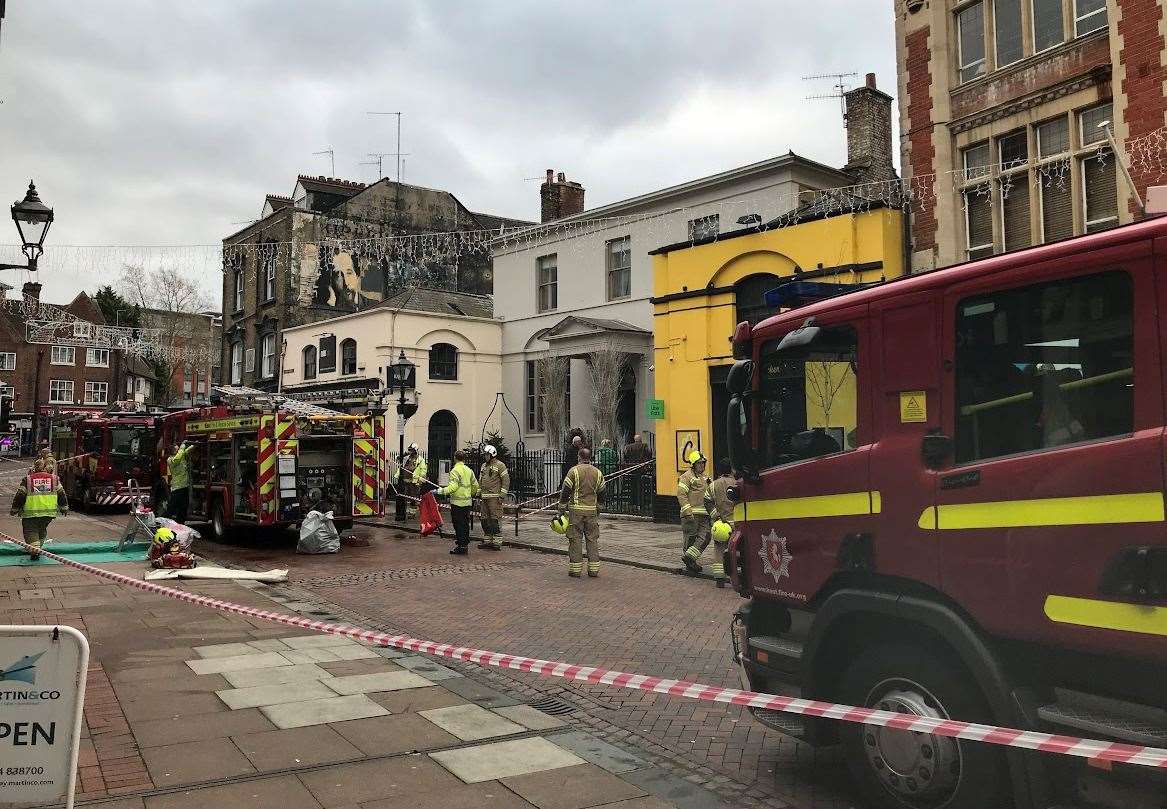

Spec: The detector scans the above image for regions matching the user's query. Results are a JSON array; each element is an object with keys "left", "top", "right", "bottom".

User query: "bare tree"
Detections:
[
  {"left": 585, "top": 349, "right": 630, "bottom": 446},
  {"left": 538, "top": 355, "right": 570, "bottom": 447},
  {"left": 118, "top": 265, "right": 215, "bottom": 406},
  {"left": 804, "top": 359, "right": 853, "bottom": 429}
]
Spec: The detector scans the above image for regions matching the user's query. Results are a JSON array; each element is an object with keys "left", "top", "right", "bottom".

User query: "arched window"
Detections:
[
  {"left": 303, "top": 345, "right": 317, "bottom": 380},
  {"left": 735, "top": 273, "right": 783, "bottom": 326},
  {"left": 340, "top": 339, "right": 357, "bottom": 375},
  {"left": 429, "top": 343, "right": 458, "bottom": 380}
]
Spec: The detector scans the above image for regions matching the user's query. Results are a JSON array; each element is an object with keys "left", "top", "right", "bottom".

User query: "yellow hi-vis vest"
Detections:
[
  {"left": 677, "top": 470, "right": 711, "bottom": 518},
  {"left": 168, "top": 444, "right": 192, "bottom": 490},
  {"left": 561, "top": 463, "right": 604, "bottom": 514},
  {"left": 23, "top": 473, "right": 61, "bottom": 518},
  {"left": 440, "top": 462, "right": 479, "bottom": 507},
  {"left": 411, "top": 456, "right": 428, "bottom": 485}
]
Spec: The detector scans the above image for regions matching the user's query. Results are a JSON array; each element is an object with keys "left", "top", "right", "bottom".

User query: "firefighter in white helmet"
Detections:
[
  {"left": 477, "top": 444, "right": 509, "bottom": 550},
  {"left": 400, "top": 443, "right": 426, "bottom": 519},
  {"left": 678, "top": 450, "right": 712, "bottom": 574},
  {"left": 708, "top": 458, "right": 736, "bottom": 588}
]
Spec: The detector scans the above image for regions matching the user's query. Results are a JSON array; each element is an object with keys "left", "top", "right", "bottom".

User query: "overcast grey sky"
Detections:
[{"left": 0, "top": 1, "right": 897, "bottom": 302}]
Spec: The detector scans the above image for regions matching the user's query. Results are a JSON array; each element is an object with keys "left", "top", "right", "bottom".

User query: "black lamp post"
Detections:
[
  {"left": 2, "top": 181, "right": 54, "bottom": 271},
  {"left": 388, "top": 350, "right": 417, "bottom": 519}
]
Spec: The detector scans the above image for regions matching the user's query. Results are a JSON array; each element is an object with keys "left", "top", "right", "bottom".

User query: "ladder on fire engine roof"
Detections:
[{"left": 211, "top": 385, "right": 342, "bottom": 418}]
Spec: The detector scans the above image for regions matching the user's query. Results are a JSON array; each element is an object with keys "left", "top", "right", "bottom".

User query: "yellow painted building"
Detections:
[{"left": 649, "top": 205, "right": 904, "bottom": 513}]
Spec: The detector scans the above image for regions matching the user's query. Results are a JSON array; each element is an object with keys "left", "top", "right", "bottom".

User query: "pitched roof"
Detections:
[
  {"left": 381, "top": 287, "right": 494, "bottom": 319},
  {"left": 295, "top": 175, "right": 367, "bottom": 195},
  {"left": 470, "top": 211, "right": 535, "bottom": 233},
  {"left": 545, "top": 315, "right": 649, "bottom": 337}
]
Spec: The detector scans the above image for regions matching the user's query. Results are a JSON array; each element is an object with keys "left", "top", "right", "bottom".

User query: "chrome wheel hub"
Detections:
[{"left": 862, "top": 681, "right": 961, "bottom": 807}]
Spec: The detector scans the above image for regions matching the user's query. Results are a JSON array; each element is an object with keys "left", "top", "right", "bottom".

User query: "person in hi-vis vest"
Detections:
[{"left": 10, "top": 457, "right": 68, "bottom": 560}]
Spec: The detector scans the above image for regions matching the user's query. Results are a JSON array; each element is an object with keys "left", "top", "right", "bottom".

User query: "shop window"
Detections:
[
  {"left": 757, "top": 325, "right": 859, "bottom": 469},
  {"left": 954, "top": 270, "right": 1132, "bottom": 462}
]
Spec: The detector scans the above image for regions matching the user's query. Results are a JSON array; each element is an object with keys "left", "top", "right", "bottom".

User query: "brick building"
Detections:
[
  {"left": 895, "top": 0, "right": 1164, "bottom": 271},
  {"left": 0, "top": 282, "right": 118, "bottom": 449},
  {"left": 222, "top": 175, "right": 529, "bottom": 392}
]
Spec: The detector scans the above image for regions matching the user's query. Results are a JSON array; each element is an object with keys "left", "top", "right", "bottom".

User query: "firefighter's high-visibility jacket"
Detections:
[
  {"left": 479, "top": 459, "right": 509, "bottom": 498},
  {"left": 168, "top": 444, "right": 192, "bottom": 491},
  {"left": 677, "top": 470, "right": 711, "bottom": 518},
  {"left": 439, "top": 462, "right": 479, "bottom": 507},
  {"left": 411, "top": 456, "right": 428, "bottom": 485},
  {"left": 709, "top": 474, "right": 735, "bottom": 523},
  {"left": 560, "top": 462, "right": 604, "bottom": 514},
  {"left": 11, "top": 472, "right": 68, "bottom": 518}
]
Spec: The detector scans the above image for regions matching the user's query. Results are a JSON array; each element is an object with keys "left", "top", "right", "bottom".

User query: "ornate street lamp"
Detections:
[
  {"left": 388, "top": 350, "right": 418, "bottom": 520},
  {"left": 3, "top": 181, "right": 54, "bottom": 271}
]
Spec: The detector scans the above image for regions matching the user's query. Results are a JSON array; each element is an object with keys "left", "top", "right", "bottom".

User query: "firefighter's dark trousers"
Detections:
[{"left": 451, "top": 504, "right": 472, "bottom": 549}]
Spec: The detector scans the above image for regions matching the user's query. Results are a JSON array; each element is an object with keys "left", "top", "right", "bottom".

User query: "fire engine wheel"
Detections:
[
  {"left": 209, "top": 501, "right": 227, "bottom": 542},
  {"left": 838, "top": 642, "right": 1008, "bottom": 809}
]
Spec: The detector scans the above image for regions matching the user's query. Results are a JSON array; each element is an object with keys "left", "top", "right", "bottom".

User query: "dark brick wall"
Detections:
[
  {"left": 540, "top": 170, "right": 585, "bottom": 223},
  {"left": 905, "top": 25, "right": 937, "bottom": 252},
  {"left": 843, "top": 75, "right": 896, "bottom": 184},
  {"left": 1119, "top": 0, "right": 1167, "bottom": 215}
]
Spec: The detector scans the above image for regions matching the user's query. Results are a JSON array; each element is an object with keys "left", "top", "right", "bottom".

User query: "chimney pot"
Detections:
[
  {"left": 546, "top": 169, "right": 554, "bottom": 183},
  {"left": 557, "top": 172, "right": 566, "bottom": 183},
  {"left": 539, "top": 169, "right": 586, "bottom": 223},
  {"left": 22, "top": 281, "right": 41, "bottom": 301},
  {"left": 866, "top": 72, "right": 876, "bottom": 89}
]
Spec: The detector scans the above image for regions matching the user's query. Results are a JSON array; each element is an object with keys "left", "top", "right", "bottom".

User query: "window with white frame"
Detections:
[
  {"left": 85, "top": 381, "right": 108, "bottom": 405},
  {"left": 231, "top": 341, "right": 243, "bottom": 384},
  {"left": 961, "top": 143, "right": 994, "bottom": 260},
  {"left": 526, "top": 360, "right": 544, "bottom": 433},
  {"left": 303, "top": 345, "right": 317, "bottom": 380},
  {"left": 0, "top": 385, "right": 13, "bottom": 400},
  {"left": 993, "top": 0, "right": 1023, "bottom": 67},
  {"left": 1074, "top": 0, "right": 1106, "bottom": 36},
  {"left": 233, "top": 254, "right": 245, "bottom": 312},
  {"left": 998, "top": 130, "right": 1032, "bottom": 252},
  {"left": 260, "top": 243, "right": 276, "bottom": 302},
  {"left": 537, "top": 254, "right": 557, "bottom": 313},
  {"left": 51, "top": 346, "right": 75, "bottom": 366},
  {"left": 245, "top": 348, "right": 256, "bottom": 373},
  {"left": 957, "top": 2, "right": 987, "bottom": 83},
  {"left": 1037, "top": 116, "right": 1073, "bottom": 243},
  {"left": 86, "top": 348, "right": 110, "bottom": 367},
  {"left": 606, "top": 236, "right": 631, "bottom": 300},
  {"left": 687, "top": 214, "right": 719, "bottom": 241},
  {"left": 0, "top": 353, "right": 15, "bottom": 371},
  {"left": 1080, "top": 102, "right": 1118, "bottom": 233},
  {"left": 1031, "top": 0, "right": 1065, "bottom": 53},
  {"left": 126, "top": 377, "right": 134, "bottom": 394},
  {"left": 49, "top": 379, "right": 73, "bottom": 404},
  {"left": 261, "top": 333, "right": 276, "bottom": 378},
  {"left": 340, "top": 338, "right": 357, "bottom": 375}
]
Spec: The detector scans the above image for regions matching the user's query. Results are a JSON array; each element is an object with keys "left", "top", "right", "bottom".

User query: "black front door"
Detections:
[{"left": 427, "top": 410, "right": 458, "bottom": 471}]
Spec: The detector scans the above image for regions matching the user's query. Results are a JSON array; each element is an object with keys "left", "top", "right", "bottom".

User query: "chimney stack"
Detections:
[
  {"left": 842, "top": 72, "right": 896, "bottom": 185},
  {"left": 22, "top": 282, "right": 41, "bottom": 302},
  {"left": 540, "top": 169, "right": 586, "bottom": 223}
]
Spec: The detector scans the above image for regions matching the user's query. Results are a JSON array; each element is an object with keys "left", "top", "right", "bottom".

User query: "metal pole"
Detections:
[
  {"left": 395, "top": 386, "right": 406, "bottom": 521},
  {"left": 1103, "top": 122, "right": 1145, "bottom": 215},
  {"left": 396, "top": 113, "right": 402, "bottom": 184}
]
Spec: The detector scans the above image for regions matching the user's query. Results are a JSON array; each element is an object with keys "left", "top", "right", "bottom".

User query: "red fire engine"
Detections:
[
  {"left": 52, "top": 412, "right": 157, "bottom": 509},
  {"left": 158, "top": 392, "right": 385, "bottom": 540},
  {"left": 724, "top": 218, "right": 1166, "bottom": 808}
]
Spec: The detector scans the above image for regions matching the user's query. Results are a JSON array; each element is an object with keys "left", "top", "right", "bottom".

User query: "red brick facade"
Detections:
[
  {"left": 1119, "top": 0, "right": 1167, "bottom": 213},
  {"left": 905, "top": 25, "right": 937, "bottom": 251}
]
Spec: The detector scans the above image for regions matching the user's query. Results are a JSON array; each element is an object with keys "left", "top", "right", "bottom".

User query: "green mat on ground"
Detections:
[{"left": 0, "top": 540, "right": 149, "bottom": 567}]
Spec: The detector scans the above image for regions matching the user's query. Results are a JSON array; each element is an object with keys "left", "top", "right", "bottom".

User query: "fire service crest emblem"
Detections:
[{"left": 758, "top": 530, "right": 793, "bottom": 583}]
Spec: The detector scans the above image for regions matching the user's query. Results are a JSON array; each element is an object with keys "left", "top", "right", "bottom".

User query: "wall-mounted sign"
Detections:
[
  {"left": 675, "top": 429, "right": 701, "bottom": 473},
  {"left": 0, "top": 625, "right": 89, "bottom": 809},
  {"left": 645, "top": 399, "right": 665, "bottom": 420}
]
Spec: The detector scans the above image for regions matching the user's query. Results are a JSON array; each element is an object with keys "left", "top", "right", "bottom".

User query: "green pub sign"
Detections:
[{"left": 645, "top": 399, "right": 665, "bottom": 420}]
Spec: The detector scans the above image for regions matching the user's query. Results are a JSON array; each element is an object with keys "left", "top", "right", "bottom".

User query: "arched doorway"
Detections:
[{"left": 427, "top": 410, "right": 458, "bottom": 470}]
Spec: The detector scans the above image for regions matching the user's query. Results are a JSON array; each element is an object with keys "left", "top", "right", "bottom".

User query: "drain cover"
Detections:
[{"left": 530, "top": 697, "right": 576, "bottom": 716}]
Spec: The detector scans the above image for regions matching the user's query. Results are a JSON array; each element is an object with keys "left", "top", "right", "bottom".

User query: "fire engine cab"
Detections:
[
  {"left": 158, "top": 387, "right": 385, "bottom": 540},
  {"left": 52, "top": 411, "right": 157, "bottom": 509},
  {"left": 725, "top": 219, "right": 1166, "bottom": 809}
]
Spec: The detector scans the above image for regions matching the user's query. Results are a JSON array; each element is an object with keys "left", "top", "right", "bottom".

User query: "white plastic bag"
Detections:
[{"left": 297, "top": 510, "right": 340, "bottom": 554}]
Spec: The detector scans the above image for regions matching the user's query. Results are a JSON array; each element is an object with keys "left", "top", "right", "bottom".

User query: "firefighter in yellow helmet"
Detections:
[
  {"left": 678, "top": 450, "right": 712, "bottom": 574},
  {"left": 708, "top": 458, "right": 737, "bottom": 588},
  {"left": 559, "top": 447, "right": 605, "bottom": 578},
  {"left": 10, "top": 458, "right": 68, "bottom": 560}
]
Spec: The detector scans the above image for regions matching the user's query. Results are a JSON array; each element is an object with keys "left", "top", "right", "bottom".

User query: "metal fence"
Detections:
[{"left": 389, "top": 446, "right": 656, "bottom": 518}]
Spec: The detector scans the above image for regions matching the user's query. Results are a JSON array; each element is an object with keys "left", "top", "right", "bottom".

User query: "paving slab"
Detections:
[
  {"left": 82, "top": 800, "right": 146, "bottom": 809},
  {"left": 419, "top": 703, "right": 525, "bottom": 742},
  {"left": 298, "top": 756, "right": 462, "bottom": 805},
  {"left": 547, "top": 731, "right": 649, "bottom": 774},
  {"left": 369, "top": 685, "right": 470, "bottom": 714},
  {"left": 328, "top": 644, "right": 380, "bottom": 661},
  {"left": 370, "top": 645, "right": 410, "bottom": 659},
  {"left": 113, "top": 673, "right": 230, "bottom": 698},
  {"left": 112, "top": 663, "right": 199, "bottom": 683},
  {"left": 590, "top": 798, "right": 677, "bottom": 809},
  {"left": 280, "top": 634, "right": 358, "bottom": 649},
  {"left": 216, "top": 680, "right": 337, "bottom": 710},
  {"left": 192, "top": 641, "right": 262, "bottom": 658},
  {"left": 317, "top": 658, "right": 401, "bottom": 677},
  {"left": 359, "top": 782, "right": 538, "bottom": 809},
  {"left": 440, "top": 676, "right": 523, "bottom": 707},
  {"left": 221, "top": 663, "right": 334, "bottom": 689},
  {"left": 492, "top": 704, "right": 567, "bottom": 732},
  {"left": 280, "top": 646, "right": 380, "bottom": 664},
  {"left": 395, "top": 655, "right": 462, "bottom": 681},
  {"left": 140, "top": 737, "right": 256, "bottom": 787},
  {"left": 142, "top": 774, "right": 322, "bottom": 809},
  {"left": 261, "top": 694, "right": 389, "bottom": 729},
  {"left": 131, "top": 708, "right": 276, "bottom": 748},
  {"left": 120, "top": 691, "right": 228, "bottom": 722},
  {"left": 186, "top": 651, "right": 291, "bottom": 675},
  {"left": 232, "top": 724, "right": 363, "bottom": 771},
  {"left": 246, "top": 638, "right": 293, "bottom": 651},
  {"left": 323, "top": 670, "right": 432, "bottom": 695},
  {"left": 329, "top": 712, "right": 460, "bottom": 756},
  {"left": 620, "top": 768, "right": 729, "bottom": 809},
  {"left": 430, "top": 737, "right": 586, "bottom": 784},
  {"left": 502, "top": 763, "right": 646, "bottom": 809}
]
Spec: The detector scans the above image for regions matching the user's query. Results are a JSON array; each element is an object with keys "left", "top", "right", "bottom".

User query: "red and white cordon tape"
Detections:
[{"left": 5, "top": 534, "right": 1165, "bottom": 770}]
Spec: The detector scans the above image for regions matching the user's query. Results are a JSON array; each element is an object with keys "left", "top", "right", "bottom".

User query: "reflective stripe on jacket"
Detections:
[
  {"left": 560, "top": 463, "right": 604, "bottom": 514},
  {"left": 479, "top": 459, "right": 509, "bottom": 497},
  {"left": 168, "top": 444, "right": 191, "bottom": 490},
  {"left": 677, "top": 470, "right": 711, "bottom": 517},
  {"left": 440, "top": 462, "right": 479, "bottom": 507},
  {"left": 22, "top": 473, "right": 62, "bottom": 518}
]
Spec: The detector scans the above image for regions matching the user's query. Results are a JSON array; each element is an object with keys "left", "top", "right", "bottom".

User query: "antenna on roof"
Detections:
[
  {"left": 803, "top": 72, "right": 858, "bottom": 117},
  {"left": 366, "top": 112, "right": 405, "bottom": 184},
  {"left": 312, "top": 148, "right": 335, "bottom": 177}
]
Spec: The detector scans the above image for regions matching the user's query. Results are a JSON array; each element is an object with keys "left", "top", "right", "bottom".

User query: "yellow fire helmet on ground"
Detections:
[{"left": 152, "top": 526, "right": 176, "bottom": 545}]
